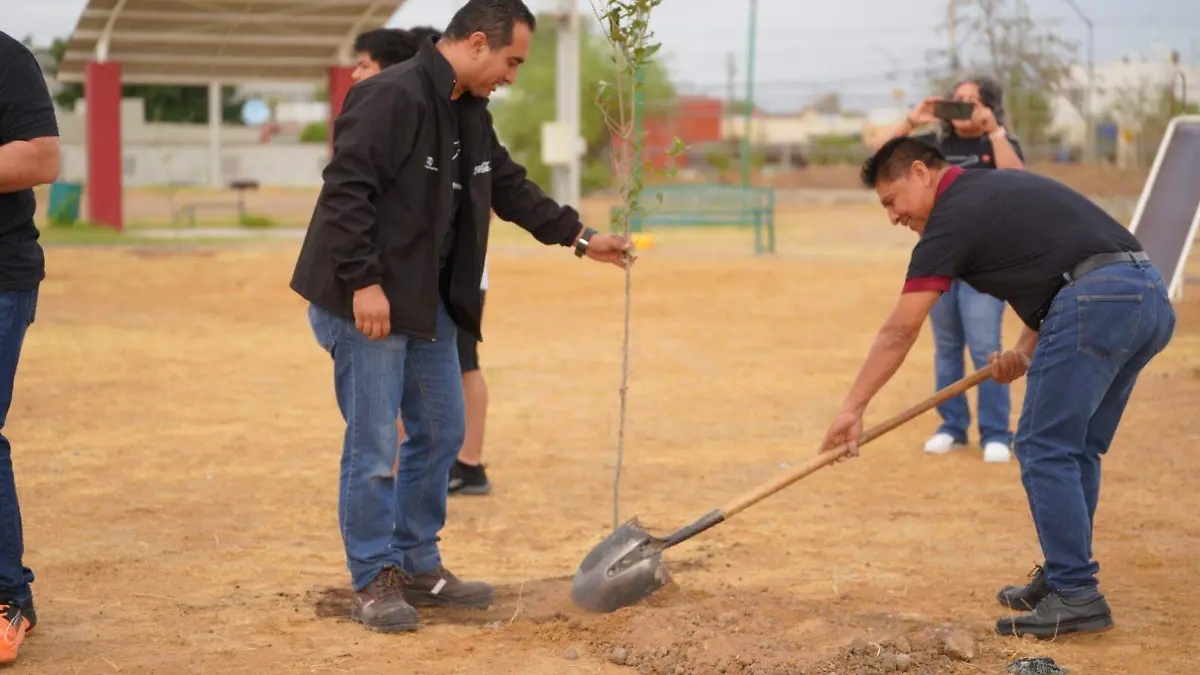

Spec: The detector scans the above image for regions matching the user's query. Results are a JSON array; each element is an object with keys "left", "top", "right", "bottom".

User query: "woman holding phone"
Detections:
[{"left": 876, "top": 75, "right": 1025, "bottom": 463}]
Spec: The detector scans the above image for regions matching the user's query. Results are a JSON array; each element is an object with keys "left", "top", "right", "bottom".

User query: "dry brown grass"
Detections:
[{"left": 10, "top": 204, "right": 1200, "bottom": 673}]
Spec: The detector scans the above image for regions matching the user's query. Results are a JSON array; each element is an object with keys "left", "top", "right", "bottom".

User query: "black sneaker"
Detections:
[
  {"left": 15, "top": 598, "right": 35, "bottom": 636},
  {"left": 997, "top": 564, "right": 1052, "bottom": 611},
  {"left": 403, "top": 566, "right": 493, "bottom": 609},
  {"left": 350, "top": 567, "right": 421, "bottom": 632},
  {"left": 448, "top": 460, "right": 491, "bottom": 496},
  {"left": 996, "top": 590, "right": 1114, "bottom": 639}
]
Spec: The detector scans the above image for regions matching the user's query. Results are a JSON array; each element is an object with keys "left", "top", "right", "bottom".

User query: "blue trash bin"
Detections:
[{"left": 48, "top": 181, "right": 83, "bottom": 226}]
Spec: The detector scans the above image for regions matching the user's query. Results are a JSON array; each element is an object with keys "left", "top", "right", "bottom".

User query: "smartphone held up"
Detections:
[{"left": 933, "top": 100, "right": 976, "bottom": 121}]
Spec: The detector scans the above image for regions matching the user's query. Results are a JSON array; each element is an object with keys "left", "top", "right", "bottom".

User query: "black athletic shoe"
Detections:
[
  {"left": 998, "top": 564, "right": 1052, "bottom": 611},
  {"left": 21, "top": 600, "right": 35, "bottom": 635},
  {"left": 996, "top": 590, "right": 1114, "bottom": 639},
  {"left": 448, "top": 460, "right": 491, "bottom": 496}
]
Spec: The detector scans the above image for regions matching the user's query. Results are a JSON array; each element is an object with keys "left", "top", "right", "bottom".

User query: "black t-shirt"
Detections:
[
  {"left": 913, "top": 130, "right": 1024, "bottom": 169},
  {"left": 904, "top": 168, "right": 1145, "bottom": 330},
  {"left": 0, "top": 31, "right": 58, "bottom": 289},
  {"left": 439, "top": 101, "right": 462, "bottom": 269}
]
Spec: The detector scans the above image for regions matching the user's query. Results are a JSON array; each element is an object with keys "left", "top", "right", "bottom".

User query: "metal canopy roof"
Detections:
[{"left": 57, "top": 0, "right": 410, "bottom": 86}]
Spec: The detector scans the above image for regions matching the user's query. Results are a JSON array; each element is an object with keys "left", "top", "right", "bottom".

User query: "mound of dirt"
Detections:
[
  {"left": 310, "top": 575, "right": 983, "bottom": 675},
  {"left": 518, "top": 581, "right": 978, "bottom": 675}
]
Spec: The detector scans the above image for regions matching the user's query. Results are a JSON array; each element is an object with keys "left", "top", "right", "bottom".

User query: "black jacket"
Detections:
[{"left": 290, "top": 38, "right": 583, "bottom": 341}]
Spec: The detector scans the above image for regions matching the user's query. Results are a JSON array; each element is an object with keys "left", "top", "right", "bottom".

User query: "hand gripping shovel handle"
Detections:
[{"left": 658, "top": 365, "right": 995, "bottom": 550}]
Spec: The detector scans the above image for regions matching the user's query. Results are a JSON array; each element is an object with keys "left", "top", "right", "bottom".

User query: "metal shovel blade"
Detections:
[{"left": 570, "top": 517, "right": 673, "bottom": 614}]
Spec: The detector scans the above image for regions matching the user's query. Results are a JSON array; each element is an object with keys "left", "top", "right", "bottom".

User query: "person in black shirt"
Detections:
[
  {"left": 350, "top": 26, "right": 442, "bottom": 83},
  {"left": 291, "top": 1, "right": 633, "bottom": 634},
  {"left": 349, "top": 26, "right": 495, "bottom": 496},
  {"left": 877, "top": 75, "right": 1024, "bottom": 463},
  {"left": 0, "top": 29, "right": 60, "bottom": 665},
  {"left": 819, "top": 137, "right": 1174, "bottom": 639}
]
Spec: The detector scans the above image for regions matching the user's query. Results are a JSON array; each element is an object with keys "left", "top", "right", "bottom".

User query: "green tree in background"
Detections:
[
  {"left": 489, "top": 13, "right": 676, "bottom": 194},
  {"left": 46, "top": 37, "right": 244, "bottom": 125}
]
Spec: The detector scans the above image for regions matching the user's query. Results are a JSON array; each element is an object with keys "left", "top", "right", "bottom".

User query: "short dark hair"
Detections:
[
  {"left": 860, "top": 136, "right": 948, "bottom": 188},
  {"left": 353, "top": 26, "right": 441, "bottom": 68},
  {"left": 942, "top": 74, "right": 1007, "bottom": 137},
  {"left": 443, "top": 0, "right": 537, "bottom": 49}
]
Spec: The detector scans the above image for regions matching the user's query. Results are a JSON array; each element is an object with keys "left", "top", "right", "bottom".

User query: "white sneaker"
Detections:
[
  {"left": 924, "top": 432, "right": 965, "bottom": 454},
  {"left": 983, "top": 441, "right": 1012, "bottom": 463}
]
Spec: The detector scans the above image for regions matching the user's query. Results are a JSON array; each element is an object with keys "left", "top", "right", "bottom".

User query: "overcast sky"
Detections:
[{"left": 9, "top": 0, "right": 1199, "bottom": 112}]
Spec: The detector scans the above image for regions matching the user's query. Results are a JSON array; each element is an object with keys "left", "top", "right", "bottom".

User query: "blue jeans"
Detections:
[
  {"left": 1016, "top": 260, "right": 1174, "bottom": 595},
  {"left": 0, "top": 289, "right": 37, "bottom": 606},
  {"left": 308, "top": 298, "right": 466, "bottom": 592},
  {"left": 929, "top": 279, "right": 1013, "bottom": 446}
]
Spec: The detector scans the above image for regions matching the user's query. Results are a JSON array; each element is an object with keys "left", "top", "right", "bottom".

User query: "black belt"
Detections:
[
  {"left": 1063, "top": 250, "right": 1149, "bottom": 284},
  {"left": 1035, "top": 250, "right": 1151, "bottom": 327}
]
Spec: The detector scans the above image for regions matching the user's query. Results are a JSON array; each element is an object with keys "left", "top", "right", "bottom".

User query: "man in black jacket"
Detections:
[{"left": 290, "top": 0, "right": 632, "bottom": 633}]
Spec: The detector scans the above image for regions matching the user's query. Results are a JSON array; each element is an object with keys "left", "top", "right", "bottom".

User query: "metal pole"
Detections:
[
  {"left": 208, "top": 80, "right": 222, "bottom": 188},
  {"left": 553, "top": 6, "right": 581, "bottom": 207},
  {"left": 1062, "top": 0, "right": 1095, "bottom": 163},
  {"left": 740, "top": 0, "right": 757, "bottom": 189},
  {"left": 1086, "top": 19, "right": 1095, "bottom": 162}
]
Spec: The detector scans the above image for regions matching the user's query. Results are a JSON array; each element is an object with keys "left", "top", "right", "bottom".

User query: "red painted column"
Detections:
[
  {"left": 327, "top": 66, "right": 355, "bottom": 152},
  {"left": 85, "top": 61, "right": 123, "bottom": 231}
]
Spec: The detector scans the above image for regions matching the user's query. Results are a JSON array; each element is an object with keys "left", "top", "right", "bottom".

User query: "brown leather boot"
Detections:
[
  {"left": 403, "top": 566, "right": 493, "bottom": 609},
  {"left": 350, "top": 567, "right": 421, "bottom": 632}
]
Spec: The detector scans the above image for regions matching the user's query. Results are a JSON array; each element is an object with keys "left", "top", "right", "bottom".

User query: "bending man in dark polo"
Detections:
[
  {"left": 818, "top": 136, "right": 1174, "bottom": 638},
  {"left": 290, "top": 0, "right": 633, "bottom": 633}
]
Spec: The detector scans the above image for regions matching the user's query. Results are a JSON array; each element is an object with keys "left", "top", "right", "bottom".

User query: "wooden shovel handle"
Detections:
[{"left": 718, "top": 365, "right": 995, "bottom": 518}]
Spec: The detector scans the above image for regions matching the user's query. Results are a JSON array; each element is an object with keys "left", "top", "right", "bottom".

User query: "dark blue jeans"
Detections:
[
  {"left": 0, "top": 289, "right": 37, "bottom": 606},
  {"left": 308, "top": 298, "right": 466, "bottom": 592},
  {"left": 1015, "top": 260, "right": 1175, "bottom": 595},
  {"left": 929, "top": 279, "right": 1013, "bottom": 446}
]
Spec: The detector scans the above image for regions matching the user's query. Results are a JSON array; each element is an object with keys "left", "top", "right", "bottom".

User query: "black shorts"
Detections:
[{"left": 457, "top": 290, "right": 484, "bottom": 373}]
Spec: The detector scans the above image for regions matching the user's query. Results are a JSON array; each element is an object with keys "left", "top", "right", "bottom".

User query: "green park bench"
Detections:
[{"left": 609, "top": 183, "right": 776, "bottom": 254}]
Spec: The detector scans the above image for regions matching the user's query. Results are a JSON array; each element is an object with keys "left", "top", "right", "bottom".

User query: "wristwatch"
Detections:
[{"left": 574, "top": 227, "right": 596, "bottom": 258}]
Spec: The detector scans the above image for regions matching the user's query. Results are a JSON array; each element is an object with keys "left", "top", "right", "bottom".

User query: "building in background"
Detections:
[{"left": 1049, "top": 43, "right": 1197, "bottom": 167}]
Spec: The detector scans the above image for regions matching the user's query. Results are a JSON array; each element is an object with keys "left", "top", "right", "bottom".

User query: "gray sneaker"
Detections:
[{"left": 350, "top": 567, "right": 421, "bottom": 632}]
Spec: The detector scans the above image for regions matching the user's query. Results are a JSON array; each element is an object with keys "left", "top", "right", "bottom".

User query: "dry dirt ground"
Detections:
[{"left": 10, "top": 205, "right": 1200, "bottom": 674}]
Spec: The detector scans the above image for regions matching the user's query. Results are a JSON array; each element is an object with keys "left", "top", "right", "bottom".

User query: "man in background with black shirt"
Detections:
[
  {"left": 818, "top": 137, "right": 1174, "bottom": 639},
  {"left": 350, "top": 26, "right": 442, "bottom": 83},
  {"left": 349, "top": 26, "right": 496, "bottom": 496},
  {"left": 0, "top": 29, "right": 61, "bottom": 665}
]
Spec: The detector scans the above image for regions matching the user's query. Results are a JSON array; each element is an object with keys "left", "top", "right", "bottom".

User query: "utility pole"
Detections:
[
  {"left": 740, "top": 0, "right": 758, "bottom": 189},
  {"left": 1062, "top": 0, "right": 1096, "bottom": 163},
  {"left": 947, "top": 0, "right": 960, "bottom": 75},
  {"left": 726, "top": 52, "right": 736, "bottom": 111}
]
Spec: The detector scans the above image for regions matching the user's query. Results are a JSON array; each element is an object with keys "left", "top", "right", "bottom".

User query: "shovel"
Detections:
[{"left": 570, "top": 365, "right": 996, "bottom": 613}]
